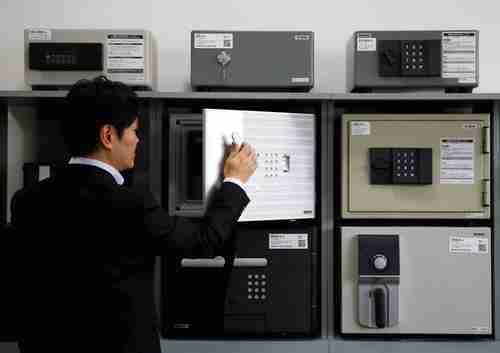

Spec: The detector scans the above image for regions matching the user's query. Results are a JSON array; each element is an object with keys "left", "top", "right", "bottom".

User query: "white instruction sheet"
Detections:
[
  {"left": 440, "top": 138, "right": 474, "bottom": 184},
  {"left": 107, "top": 34, "right": 145, "bottom": 82},
  {"left": 203, "top": 109, "right": 316, "bottom": 222},
  {"left": 442, "top": 32, "right": 477, "bottom": 84}
]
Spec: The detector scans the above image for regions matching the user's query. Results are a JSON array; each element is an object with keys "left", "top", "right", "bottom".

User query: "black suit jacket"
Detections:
[{"left": 10, "top": 164, "right": 249, "bottom": 353}]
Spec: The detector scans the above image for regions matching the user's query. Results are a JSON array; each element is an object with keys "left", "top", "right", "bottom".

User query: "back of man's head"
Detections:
[{"left": 63, "top": 76, "right": 139, "bottom": 157}]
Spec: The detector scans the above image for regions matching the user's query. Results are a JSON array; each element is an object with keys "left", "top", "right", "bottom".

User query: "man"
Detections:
[{"left": 10, "top": 76, "right": 257, "bottom": 353}]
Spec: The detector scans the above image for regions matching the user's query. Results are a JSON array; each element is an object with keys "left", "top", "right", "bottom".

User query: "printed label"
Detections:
[
  {"left": 194, "top": 33, "right": 233, "bottom": 49},
  {"left": 357, "top": 33, "right": 376, "bottom": 51},
  {"left": 291, "top": 77, "right": 310, "bottom": 83},
  {"left": 471, "top": 327, "right": 490, "bottom": 333},
  {"left": 269, "top": 234, "right": 308, "bottom": 249},
  {"left": 450, "top": 236, "right": 489, "bottom": 254},
  {"left": 351, "top": 121, "right": 370, "bottom": 136},
  {"left": 294, "top": 34, "right": 311, "bottom": 41},
  {"left": 440, "top": 138, "right": 474, "bottom": 184},
  {"left": 442, "top": 32, "right": 477, "bottom": 84},
  {"left": 107, "top": 34, "right": 145, "bottom": 82},
  {"left": 28, "top": 28, "right": 51, "bottom": 41}
]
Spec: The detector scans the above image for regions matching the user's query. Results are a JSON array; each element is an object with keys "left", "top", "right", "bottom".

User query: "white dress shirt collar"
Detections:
[{"left": 69, "top": 157, "right": 125, "bottom": 185}]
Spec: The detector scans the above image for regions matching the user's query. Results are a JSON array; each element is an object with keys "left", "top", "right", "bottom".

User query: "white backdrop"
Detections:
[{"left": 1, "top": 0, "right": 499, "bottom": 92}]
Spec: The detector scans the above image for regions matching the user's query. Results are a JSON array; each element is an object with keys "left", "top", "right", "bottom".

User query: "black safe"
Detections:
[
  {"left": 348, "top": 30, "right": 479, "bottom": 92},
  {"left": 161, "top": 224, "right": 320, "bottom": 337}
]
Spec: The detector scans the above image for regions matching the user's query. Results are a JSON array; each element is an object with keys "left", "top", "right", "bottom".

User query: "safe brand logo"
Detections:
[{"left": 294, "top": 34, "right": 311, "bottom": 41}]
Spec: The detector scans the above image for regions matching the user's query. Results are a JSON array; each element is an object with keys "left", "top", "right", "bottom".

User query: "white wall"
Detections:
[{"left": 1, "top": 0, "right": 499, "bottom": 92}]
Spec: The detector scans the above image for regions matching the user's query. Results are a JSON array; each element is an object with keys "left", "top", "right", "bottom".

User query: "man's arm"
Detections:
[
  {"left": 142, "top": 182, "right": 249, "bottom": 258},
  {"left": 142, "top": 142, "right": 256, "bottom": 257}
]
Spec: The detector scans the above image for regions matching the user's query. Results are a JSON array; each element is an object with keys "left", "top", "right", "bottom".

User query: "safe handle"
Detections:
[
  {"left": 373, "top": 288, "right": 387, "bottom": 328},
  {"left": 181, "top": 257, "right": 268, "bottom": 268}
]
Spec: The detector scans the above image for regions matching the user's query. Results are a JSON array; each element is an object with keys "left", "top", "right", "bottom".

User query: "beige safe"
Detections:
[{"left": 342, "top": 114, "right": 490, "bottom": 219}]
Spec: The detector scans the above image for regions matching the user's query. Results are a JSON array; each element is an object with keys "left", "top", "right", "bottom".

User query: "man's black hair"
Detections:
[{"left": 62, "top": 76, "right": 139, "bottom": 157}]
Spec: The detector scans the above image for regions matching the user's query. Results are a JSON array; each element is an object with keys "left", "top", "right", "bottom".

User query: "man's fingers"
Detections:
[
  {"left": 226, "top": 142, "right": 239, "bottom": 157},
  {"left": 239, "top": 143, "right": 253, "bottom": 156},
  {"left": 248, "top": 149, "right": 257, "bottom": 162}
]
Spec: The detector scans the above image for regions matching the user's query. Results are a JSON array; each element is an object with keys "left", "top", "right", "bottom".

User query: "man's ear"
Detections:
[{"left": 99, "top": 124, "right": 115, "bottom": 150}]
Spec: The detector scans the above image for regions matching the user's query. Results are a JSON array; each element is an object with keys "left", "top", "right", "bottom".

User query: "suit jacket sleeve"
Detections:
[{"left": 142, "top": 182, "right": 249, "bottom": 258}]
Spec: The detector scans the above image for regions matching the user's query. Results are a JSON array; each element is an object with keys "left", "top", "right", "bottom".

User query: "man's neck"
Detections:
[
  {"left": 83, "top": 152, "right": 118, "bottom": 171},
  {"left": 70, "top": 156, "right": 125, "bottom": 185}
]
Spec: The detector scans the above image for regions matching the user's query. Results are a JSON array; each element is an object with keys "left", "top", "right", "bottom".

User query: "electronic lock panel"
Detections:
[
  {"left": 348, "top": 30, "right": 479, "bottom": 92},
  {"left": 25, "top": 28, "right": 155, "bottom": 89},
  {"left": 191, "top": 31, "right": 314, "bottom": 91},
  {"left": 341, "top": 227, "right": 492, "bottom": 335},
  {"left": 342, "top": 114, "right": 490, "bottom": 219},
  {"left": 161, "top": 225, "right": 319, "bottom": 336}
]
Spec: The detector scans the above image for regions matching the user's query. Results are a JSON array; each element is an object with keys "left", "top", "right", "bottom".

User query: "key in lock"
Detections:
[{"left": 216, "top": 50, "right": 231, "bottom": 81}]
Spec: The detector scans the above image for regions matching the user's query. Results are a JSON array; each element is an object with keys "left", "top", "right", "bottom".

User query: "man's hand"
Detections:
[{"left": 223, "top": 143, "right": 257, "bottom": 183}]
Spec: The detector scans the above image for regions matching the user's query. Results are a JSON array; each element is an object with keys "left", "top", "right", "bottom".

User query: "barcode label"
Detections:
[
  {"left": 357, "top": 33, "right": 376, "bottom": 51},
  {"left": 450, "top": 236, "right": 488, "bottom": 254},
  {"left": 478, "top": 242, "right": 488, "bottom": 253},
  {"left": 194, "top": 33, "right": 233, "bottom": 49},
  {"left": 28, "top": 28, "right": 52, "bottom": 41},
  {"left": 351, "top": 121, "right": 370, "bottom": 135},
  {"left": 269, "top": 234, "right": 308, "bottom": 249}
]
